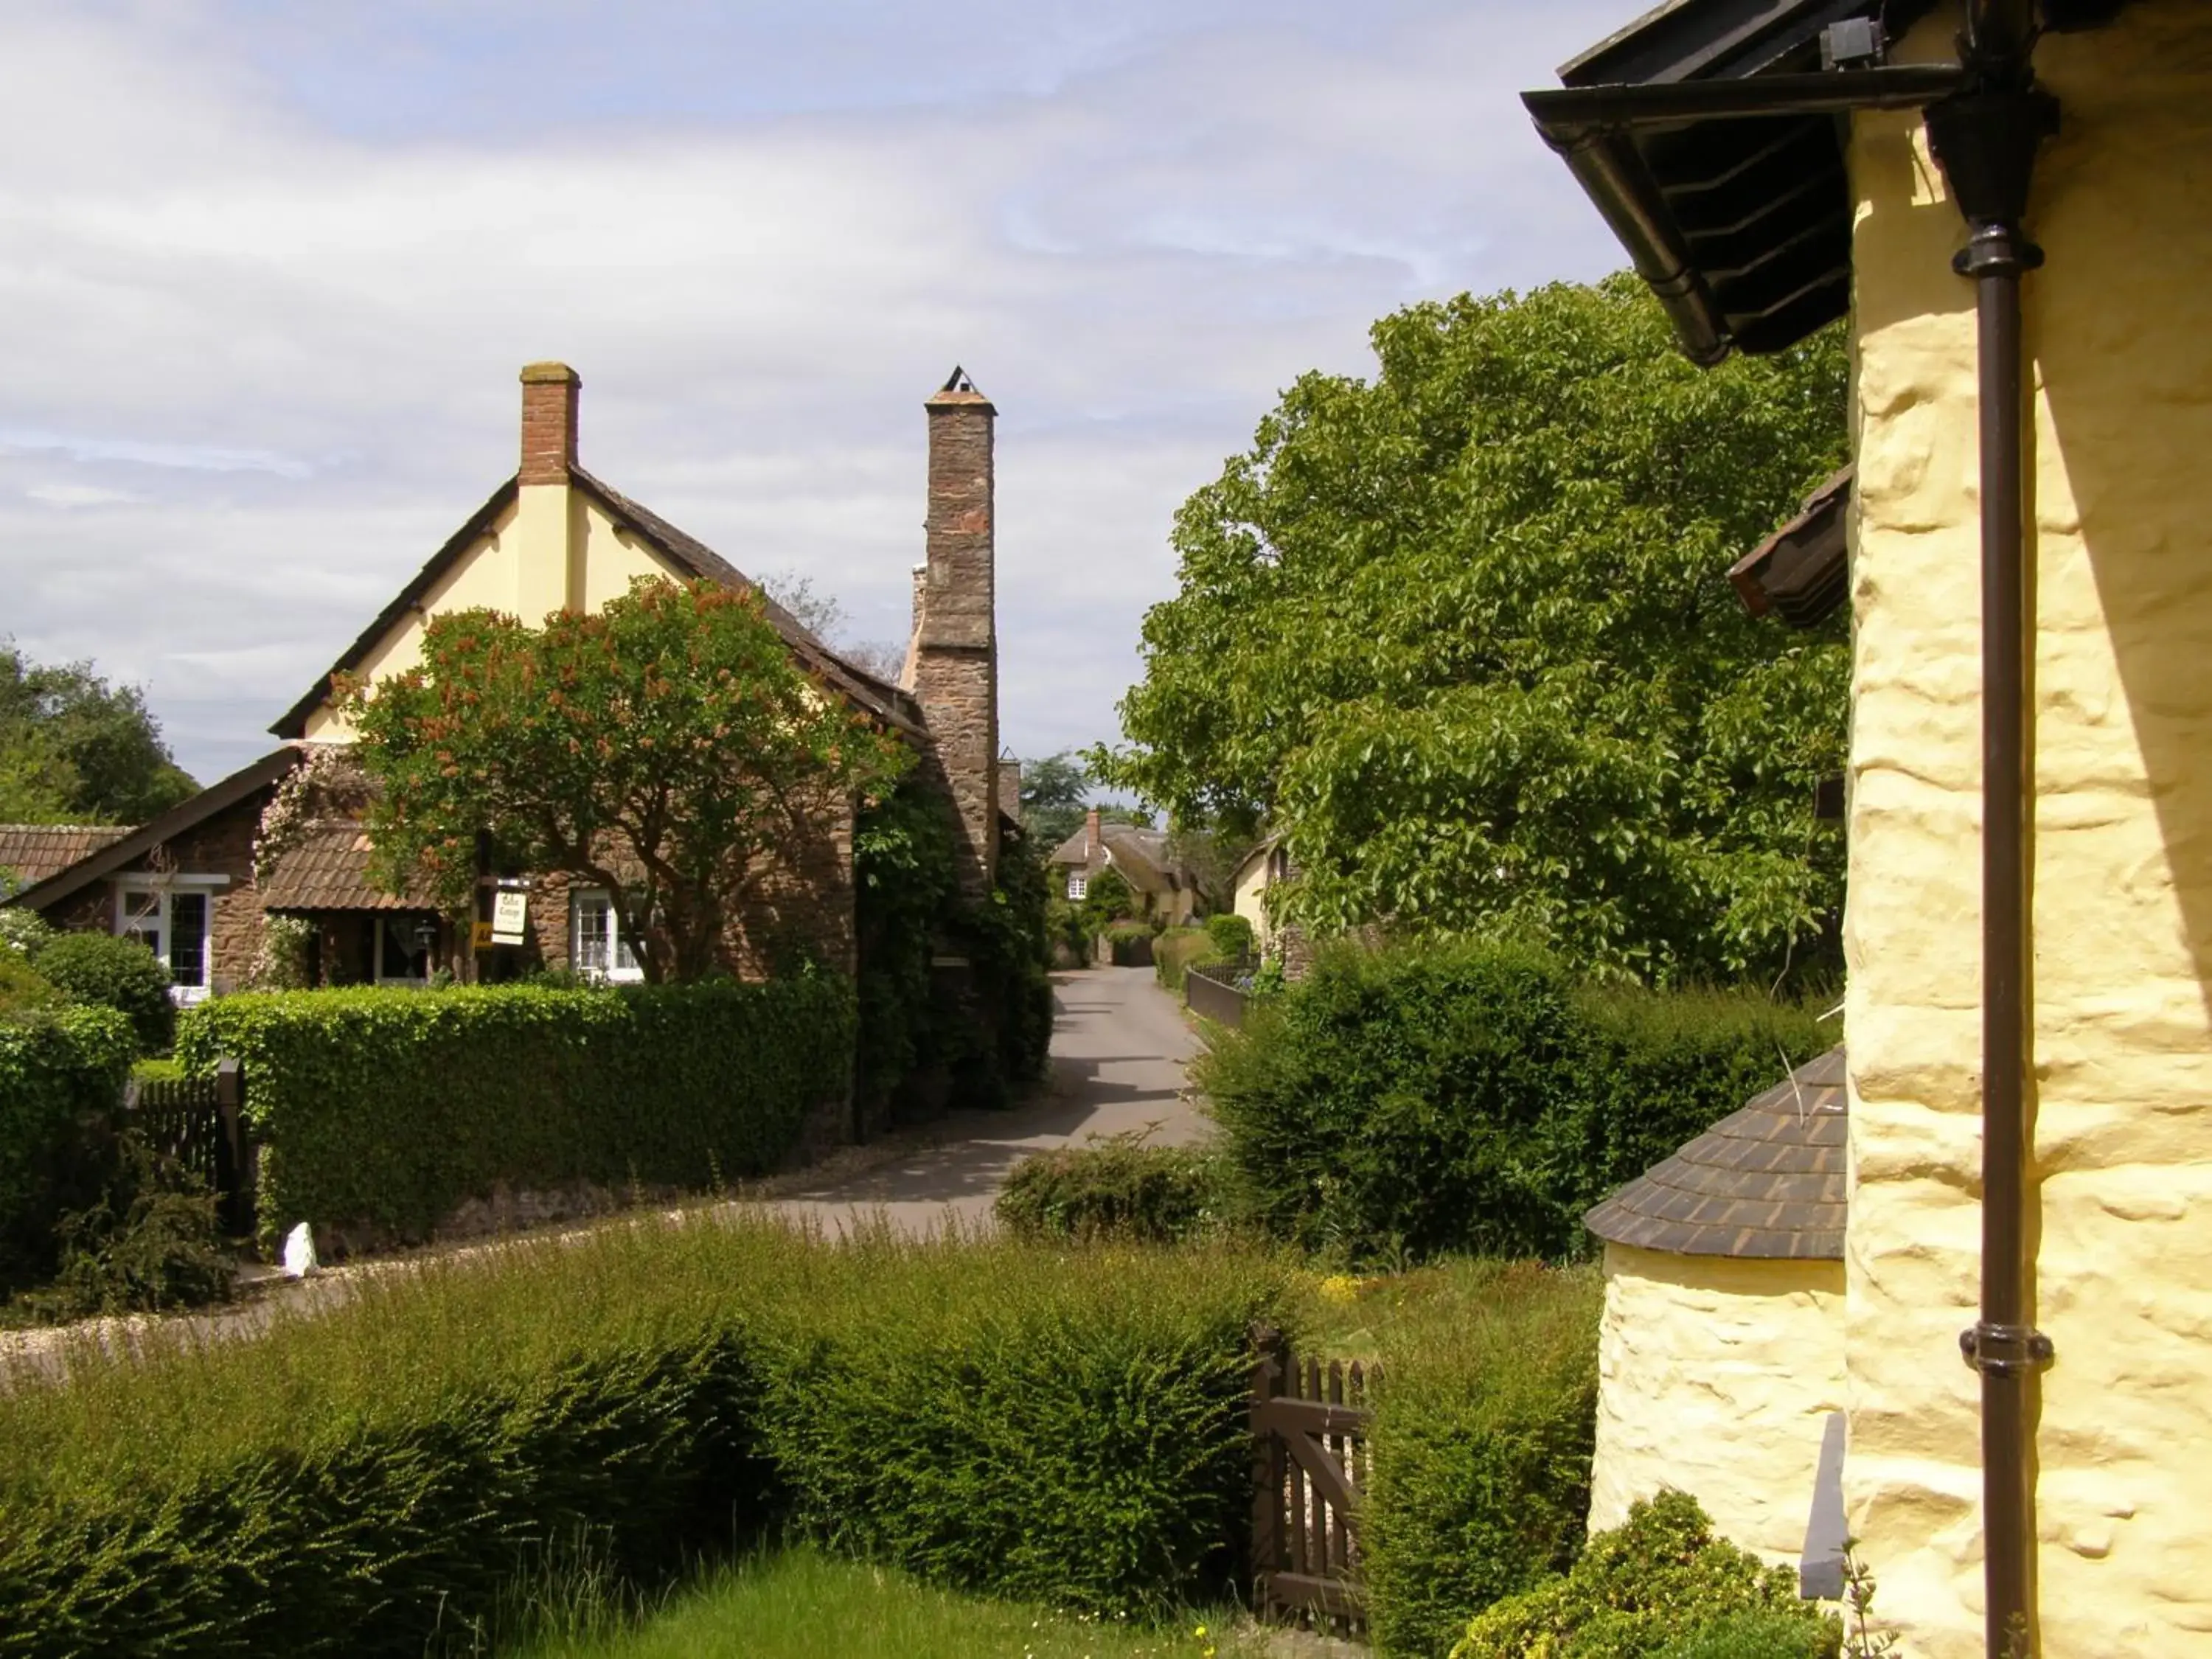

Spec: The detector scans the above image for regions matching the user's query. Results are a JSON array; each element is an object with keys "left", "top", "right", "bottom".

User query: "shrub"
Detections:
[
  {"left": 174, "top": 976, "right": 855, "bottom": 1251},
  {"left": 0, "top": 908, "right": 55, "bottom": 959},
  {"left": 29, "top": 931, "right": 174, "bottom": 1054},
  {"left": 0, "top": 1219, "right": 1287, "bottom": 1654},
  {"left": 1203, "top": 914, "right": 1255, "bottom": 961},
  {"left": 1078, "top": 868, "right": 1139, "bottom": 935},
  {"left": 0, "top": 1006, "right": 136, "bottom": 1293},
  {"left": 1450, "top": 1490, "right": 1841, "bottom": 1659},
  {"left": 1197, "top": 937, "right": 1829, "bottom": 1263},
  {"left": 1360, "top": 1262, "right": 1603, "bottom": 1658},
  {"left": 1154, "top": 927, "right": 1225, "bottom": 995},
  {"left": 1656, "top": 1610, "right": 1843, "bottom": 1659},
  {"left": 0, "top": 953, "right": 62, "bottom": 1018},
  {"left": 995, "top": 1134, "right": 1227, "bottom": 1244},
  {"left": 17, "top": 1131, "right": 233, "bottom": 1321}
]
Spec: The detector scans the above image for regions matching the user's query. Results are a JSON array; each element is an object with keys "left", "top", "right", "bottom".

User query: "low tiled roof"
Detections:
[
  {"left": 0, "top": 824, "right": 130, "bottom": 889},
  {"left": 1585, "top": 1046, "right": 1847, "bottom": 1262},
  {"left": 1728, "top": 467, "right": 1850, "bottom": 628},
  {"left": 260, "top": 821, "right": 438, "bottom": 911}
]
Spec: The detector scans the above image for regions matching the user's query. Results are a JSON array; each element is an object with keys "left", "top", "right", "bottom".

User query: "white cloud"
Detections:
[{"left": 0, "top": 1, "right": 1630, "bottom": 788}]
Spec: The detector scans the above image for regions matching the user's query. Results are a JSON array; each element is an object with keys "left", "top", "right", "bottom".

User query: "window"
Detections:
[
  {"left": 569, "top": 890, "right": 643, "bottom": 982},
  {"left": 1067, "top": 872, "right": 1088, "bottom": 902},
  {"left": 114, "top": 883, "right": 214, "bottom": 1003},
  {"left": 375, "top": 914, "right": 436, "bottom": 984}
]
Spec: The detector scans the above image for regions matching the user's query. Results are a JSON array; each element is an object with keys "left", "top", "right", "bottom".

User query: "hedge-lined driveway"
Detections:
[{"left": 766, "top": 965, "right": 1206, "bottom": 1237}]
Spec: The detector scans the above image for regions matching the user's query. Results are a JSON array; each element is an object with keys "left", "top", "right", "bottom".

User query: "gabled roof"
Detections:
[
  {"left": 271, "top": 468, "right": 923, "bottom": 742},
  {"left": 1525, "top": 1, "right": 2134, "bottom": 364},
  {"left": 4, "top": 748, "right": 302, "bottom": 914},
  {"left": 0, "top": 824, "right": 131, "bottom": 891},
  {"left": 1585, "top": 1046, "right": 1846, "bottom": 1260},
  {"left": 1047, "top": 821, "right": 1182, "bottom": 893},
  {"left": 1729, "top": 465, "right": 1850, "bottom": 626}
]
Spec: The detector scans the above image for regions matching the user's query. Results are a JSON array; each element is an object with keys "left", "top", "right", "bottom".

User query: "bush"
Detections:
[
  {"left": 1450, "top": 1490, "right": 1840, "bottom": 1659},
  {"left": 29, "top": 931, "right": 174, "bottom": 1054},
  {"left": 0, "top": 1006, "right": 136, "bottom": 1293},
  {"left": 18, "top": 1130, "right": 234, "bottom": 1321},
  {"left": 1360, "top": 1262, "right": 1603, "bottom": 1658},
  {"left": 995, "top": 1135, "right": 1227, "bottom": 1244},
  {"left": 174, "top": 976, "right": 855, "bottom": 1251},
  {"left": 1153, "top": 927, "right": 1225, "bottom": 995},
  {"left": 1203, "top": 914, "right": 1255, "bottom": 962},
  {"left": 0, "top": 953, "right": 62, "bottom": 1018},
  {"left": 0, "top": 908, "right": 55, "bottom": 960},
  {"left": 1655, "top": 1610, "right": 1843, "bottom": 1659},
  {"left": 1197, "top": 938, "right": 1829, "bottom": 1263},
  {"left": 0, "top": 1219, "right": 1287, "bottom": 1655}
]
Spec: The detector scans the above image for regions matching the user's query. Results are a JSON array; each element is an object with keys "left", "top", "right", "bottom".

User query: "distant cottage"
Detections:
[{"left": 4, "top": 364, "right": 1012, "bottom": 999}]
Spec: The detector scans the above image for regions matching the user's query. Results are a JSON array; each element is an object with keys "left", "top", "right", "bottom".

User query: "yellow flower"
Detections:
[{"left": 1318, "top": 1273, "right": 1361, "bottom": 1306}]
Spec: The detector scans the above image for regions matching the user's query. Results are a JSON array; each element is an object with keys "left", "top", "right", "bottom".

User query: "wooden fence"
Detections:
[
  {"left": 1249, "top": 1323, "right": 1380, "bottom": 1635},
  {"left": 1184, "top": 961, "right": 1251, "bottom": 1029},
  {"left": 125, "top": 1057, "right": 251, "bottom": 1235}
]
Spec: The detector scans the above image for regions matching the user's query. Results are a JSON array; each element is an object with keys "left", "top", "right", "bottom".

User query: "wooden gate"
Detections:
[
  {"left": 125, "top": 1057, "right": 251, "bottom": 1234},
  {"left": 1249, "top": 1323, "right": 1380, "bottom": 1635}
]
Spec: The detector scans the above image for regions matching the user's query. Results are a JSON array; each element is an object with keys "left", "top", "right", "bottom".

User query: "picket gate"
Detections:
[{"left": 1248, "top": 1322, "right": 1379, "bottom": 1636}]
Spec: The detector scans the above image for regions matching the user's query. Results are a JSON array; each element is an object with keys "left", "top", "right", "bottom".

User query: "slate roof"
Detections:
[
  {"left": 0, "top": 825, "right": 130, "bottom": 889},
  {"left": 271, "top": 467, "right": 923, "bottom": 742},
  {"left": 1585, "top": 1046, "right": 1847, "bottom": 1261},
  {"left": 260, "top": 821, "right": 438, "bottom": 912}
]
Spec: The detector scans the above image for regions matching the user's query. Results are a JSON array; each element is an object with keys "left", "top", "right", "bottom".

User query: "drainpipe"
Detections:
[{"left": 1924, "top": 2, "right": 2059, "bottom": 1652}]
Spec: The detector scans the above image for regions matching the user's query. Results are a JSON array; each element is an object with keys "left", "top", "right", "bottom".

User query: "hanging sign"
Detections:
[{"left": 490, "top": 890, "right": 529, "bottom": 945}]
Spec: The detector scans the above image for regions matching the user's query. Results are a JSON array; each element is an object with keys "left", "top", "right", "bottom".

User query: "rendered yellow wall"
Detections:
[
  {"left": 1590, "top": 1244, "right": 1846, "bottom": 1569},
  {"left": 304, "top": 490, "right": 677, "bottom": 740},
  {"left": 1844, "top": 7, "right": 2212, "bottom": 1653},
  {"left": 1231, "top": 850, "right": 1274, "bottom": 948}
]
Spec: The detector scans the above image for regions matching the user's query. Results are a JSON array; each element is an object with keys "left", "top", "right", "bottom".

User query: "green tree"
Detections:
[
  {"left": 1018, "top": 751, "right": 1091, "bottom": 849},
  {"left": 0, "top": 643, "right": 198, "bottom": 824},
  {"left": 346, "top": 578, "right": 911, "bottom": 983},
  {"left": 1093, "top": 276, "right": 1848, "bottom": 983}
]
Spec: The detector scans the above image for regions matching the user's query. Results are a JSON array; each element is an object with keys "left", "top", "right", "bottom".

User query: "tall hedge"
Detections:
[
  {"left": 174, "top": 976, "right": 854, "bottom": 1248},
  {"left": 0, "top": 1220, "right": 1285, "bottom": 1655},
  {"left": 0, "top": 1006, "right": 136, "bottom": 1292},
  {"left": 1197, "top": 938, "right": 1829, "bottom": 1262}
]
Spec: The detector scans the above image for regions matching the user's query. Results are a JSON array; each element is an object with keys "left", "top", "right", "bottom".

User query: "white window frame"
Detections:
[
  {"left": 374, "top": 914, "right": 436, "bottom": 987},
  {"left": 569, "top": 888, "right": 644, "bottom": 984},
  {"left": 1066, "top": 871, "right": 1088, "bottom": 902},
  {"left": 113, "top": 878, "right": 223, "bottom": 1004}
]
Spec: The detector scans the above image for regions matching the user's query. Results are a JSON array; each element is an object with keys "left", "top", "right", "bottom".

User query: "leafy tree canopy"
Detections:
[
  {"left": 347, "top": 578, "right": 912, "bottom": 983},
  {"left": 1093, "top": 276, "right": 1848, "bottom": 984},
  {"left": 1018, "top": 751, "right": 1091, "bottom": 849},
  {"left": 0, "top": 642, "right": 198, "bottom": 824}
]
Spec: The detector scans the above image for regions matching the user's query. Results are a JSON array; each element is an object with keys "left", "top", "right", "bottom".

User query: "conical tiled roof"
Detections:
[{"left": 1585, "top": 1046, "right": 1847, "bottom": 1261}]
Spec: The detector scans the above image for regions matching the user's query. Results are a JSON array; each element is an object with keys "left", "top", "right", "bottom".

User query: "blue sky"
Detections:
[{"left": 1, "top": 0, "right": 1630, "bottom": 787}]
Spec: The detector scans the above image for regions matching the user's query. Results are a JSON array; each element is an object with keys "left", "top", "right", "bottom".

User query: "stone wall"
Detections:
[{"left": 1844, "top": 8, "right": 2212, "bottom": 1653}]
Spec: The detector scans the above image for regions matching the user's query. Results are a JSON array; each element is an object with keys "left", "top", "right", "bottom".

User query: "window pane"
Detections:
[
  {"left": 119, "top": 888, "right": 163, "bottom": 957},
  {"left": 573, "top": 894, "right": 612, "bottom": 975},
  {"left": 168, "top": 892, "right": 208, "bottom": 988}
]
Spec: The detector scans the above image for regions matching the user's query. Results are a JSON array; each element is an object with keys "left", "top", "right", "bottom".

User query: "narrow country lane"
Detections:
[{"left": 764, "top": 964, "right": 1207, "bottom": 1236}]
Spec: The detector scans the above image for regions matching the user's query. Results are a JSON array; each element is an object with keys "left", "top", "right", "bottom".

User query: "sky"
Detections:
[{"left": 0, "top": 0, "right": 1631, "bottom": 789}]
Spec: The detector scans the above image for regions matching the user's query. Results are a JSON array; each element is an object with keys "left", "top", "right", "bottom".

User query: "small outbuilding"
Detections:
[{"left": 1582, "top": 1047, "right": 1848, "bottom": 1571}]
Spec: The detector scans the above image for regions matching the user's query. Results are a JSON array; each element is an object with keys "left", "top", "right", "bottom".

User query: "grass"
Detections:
[{"left": 493, "top": 1545, "right": 1257, "bottom": 1659}]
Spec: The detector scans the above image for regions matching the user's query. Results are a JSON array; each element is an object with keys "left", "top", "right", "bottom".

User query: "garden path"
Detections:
[{"left": 762, "top": 964, "right": 1207, "bottom": 1237}]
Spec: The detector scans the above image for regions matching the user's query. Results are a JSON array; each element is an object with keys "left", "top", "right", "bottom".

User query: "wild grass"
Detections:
[{"left": 489, "top": 1545, "right": 1257, "bottom": 1659}]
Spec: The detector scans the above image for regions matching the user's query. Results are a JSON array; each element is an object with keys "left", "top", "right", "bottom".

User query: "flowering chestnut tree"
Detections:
[{"left": 345, "top": 577, "right": 910, "bottom": 982}]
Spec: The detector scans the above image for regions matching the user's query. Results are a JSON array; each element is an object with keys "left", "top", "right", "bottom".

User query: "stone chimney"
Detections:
[
  {"left": 912, "top": 367, "right": 999, "bottom": 900},
  {"left": 515, "top": 361, "right": 585, "bottom": 621},
  {"left": 1085, "top": 806, "right": 1102, "bottom": 861}
]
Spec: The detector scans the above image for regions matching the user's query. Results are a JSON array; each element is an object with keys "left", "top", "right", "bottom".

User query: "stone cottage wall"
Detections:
[{"left": 1844, "top": 8, "right": 2212, "bottom": 1653}]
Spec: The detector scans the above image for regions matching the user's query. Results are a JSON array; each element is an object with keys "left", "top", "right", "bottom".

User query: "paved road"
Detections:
[{"left": 766, "top": 964, "right": 1206, "bottom": 1236}]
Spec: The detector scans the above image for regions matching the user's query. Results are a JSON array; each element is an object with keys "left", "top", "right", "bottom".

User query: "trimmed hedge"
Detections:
[
  {"left": 29, "top": 931, "right": 174, "bottom": 1054},
  {"left": 1153, "top": 927, "right": 1225, "bottom": 995},
  {"left": 1203, "top": 914, "right": 1254, "bottom": 961},
  {"left": 1102, "top": 920, "right": 1155, "bottom": 967},
  {"left": 0, "top": 1006, "right": 136, "bottom": 1293},
  {"left": 174, "top": 976, "right": 855, "bottom": 1250},
  {"left": 0, "top": 1220, "right": 1287, "bottom": 1655},
  {"left": 1357, "top": 1261, "right": 1603, "bottom": 1658},
  {"left": 995, "top": 1137, "right": 1226, "bottom": 1244},
  {"left": 1197, "top": 938, "right": 1829, "bottom": 1262}
]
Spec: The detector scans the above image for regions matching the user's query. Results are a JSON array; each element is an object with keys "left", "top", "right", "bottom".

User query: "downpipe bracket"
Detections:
[{"left": 1961, "top": 1321, "right": 2056, "bottom": 1379}]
